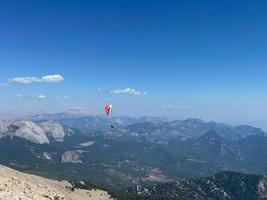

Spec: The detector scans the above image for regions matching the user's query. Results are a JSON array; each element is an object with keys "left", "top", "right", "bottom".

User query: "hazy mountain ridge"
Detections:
[
  {"left": 0, "top": 116, "right": 267, "bottom": 189},
  {"left": 120, "top": 118, "right": 266, "bottom": 141},
  {"left": 30, "top": 112, "right": 266, "bottom": 140},
  {"left": 32, "top": 112, "right": 167, "bottom": 133}
]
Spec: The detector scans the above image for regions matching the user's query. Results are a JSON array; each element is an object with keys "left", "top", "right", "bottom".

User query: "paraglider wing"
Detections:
[{"left": 105, "top": 104, "right": 112, "bottom": 116}]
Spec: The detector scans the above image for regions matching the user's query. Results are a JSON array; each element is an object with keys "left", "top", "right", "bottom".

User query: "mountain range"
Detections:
[{"left": 0, "top": 113, "right": 267, "bottom": 190}]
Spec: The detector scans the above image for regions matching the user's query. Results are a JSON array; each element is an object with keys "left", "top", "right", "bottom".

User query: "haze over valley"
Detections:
[{"left": 0, "top": 111, "right": 267, "bottom": 189}]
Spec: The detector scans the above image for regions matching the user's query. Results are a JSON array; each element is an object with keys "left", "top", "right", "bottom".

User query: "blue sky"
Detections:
[{"left": 0, "top": 0, "right": 267, "bottom": 127}]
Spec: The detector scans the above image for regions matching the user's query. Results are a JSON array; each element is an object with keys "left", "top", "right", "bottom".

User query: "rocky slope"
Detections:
[
  {"left": 0, "top": 164, "right": 112, "bottom": 200},
  {"left": 12, "top": 121, "right": 49, "bottom": 144},
  {"left": 0, "top": 121, "right": 9, "bottom": 136},
  {"left": 130, "top": 171, "right": 267, "bottom": 200}
]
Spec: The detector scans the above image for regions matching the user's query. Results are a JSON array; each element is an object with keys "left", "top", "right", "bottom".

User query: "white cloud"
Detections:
[
  {"left": 110, "top": 87, "right": 147, "bottom": 96},
  {"left": 16, "top": 94, "right": 22, "bottom": 98},
  {"left": 41, "top": 74, "right": 64, "bottom": 83},
  {"left": 6, "top": 74, "right": 64, "bottom": 84},
  {"left": 97, "top": 88, "right": 101, "bottom": 91},
  {"left": 8, "top": 77, "right": 40, "bottom": 84},
  {"left": 161, "top": 105, "right": 192, "bottom": 109},
  {"left": 37, "top": 95, "right": 46, "bottom": 99}
]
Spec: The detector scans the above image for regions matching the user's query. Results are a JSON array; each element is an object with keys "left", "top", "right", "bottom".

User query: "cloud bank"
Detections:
[
  {"left": 37, "top": 95, "right": 46, "bottom": 99},
  {"left": 110, "top": 88, "right": 147, "bottom": 96},
  {"left": 161, "top": 105, "right": 192, "bottom": 109},
  {"left": 6, "top": 74, "right": 64, "bottom": 84}
]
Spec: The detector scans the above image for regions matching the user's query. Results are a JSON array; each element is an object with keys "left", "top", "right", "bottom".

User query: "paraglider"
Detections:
[
  {"left": 105, "top": 104, "right": 114, "bottom": 128},
  {"left": 105, "top": 104, "right": 112, "bottom": 116}
]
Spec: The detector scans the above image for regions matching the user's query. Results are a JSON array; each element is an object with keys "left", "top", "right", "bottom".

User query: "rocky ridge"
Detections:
[
  {"left": 0, "top": 164, "right": 112, "bottom": 200},
  {"left": 0, "top": 120, "right": 70, "bottom": 144}
]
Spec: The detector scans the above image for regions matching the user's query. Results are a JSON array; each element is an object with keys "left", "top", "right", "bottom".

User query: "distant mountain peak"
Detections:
[
  {"left": 195, "top": 130, "right": 225, "bottom": 145},
  {"left": 200, "top": 130, "right": 222, "bottom": 138},
  {"left": 183, "top": 118, "right": 203, "bottom": 123},
  {"left": 64, "top": 107, "right": 91, "bottom": 115}
]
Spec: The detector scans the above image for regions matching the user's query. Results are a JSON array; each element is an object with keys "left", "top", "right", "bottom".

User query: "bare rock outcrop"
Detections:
[
  {"left": 12, "top": 121, "right": 49, "bottom": 144},
  {"left": 39, "top": 120, "right": 67, "bottom": 142},
  {"left": 61, "top": 151, "right": 82, "bottom": 163},
  {"left": 258, "top": 176, "right": 267, "bottom": 199}
]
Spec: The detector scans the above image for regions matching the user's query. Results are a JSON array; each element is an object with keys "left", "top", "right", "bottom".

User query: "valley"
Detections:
[{"left": 0, "top": 113, "right": 267, "bottom": 190}]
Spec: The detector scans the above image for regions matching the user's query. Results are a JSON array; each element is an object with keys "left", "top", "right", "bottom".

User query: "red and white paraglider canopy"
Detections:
[{"left": 105, "top": 104, "right": 112, "bottom": 116}]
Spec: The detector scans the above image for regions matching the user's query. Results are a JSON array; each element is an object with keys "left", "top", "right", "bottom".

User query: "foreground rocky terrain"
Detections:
[
  {"left": 1, "top": 163, "right": 266, "bottom": 200},
  {"left": 0, "top": 164, "right": 112, "bottom": 200}
]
